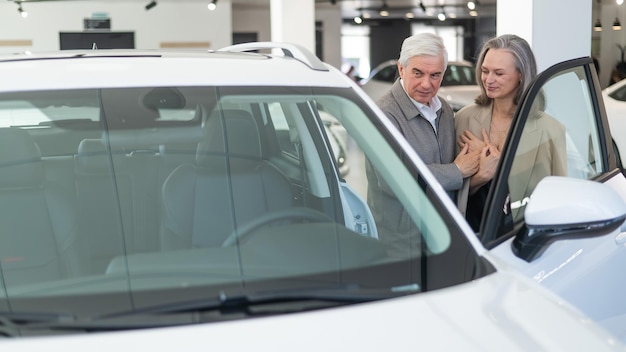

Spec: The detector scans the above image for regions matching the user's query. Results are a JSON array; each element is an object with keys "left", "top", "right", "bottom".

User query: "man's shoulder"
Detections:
[
  {"left": 376, "top": 89, "right": 396, "bottom": 109},
  {"left": 377, "top": 81, "right": 402, "bottom": 107},
  {"left": 377, "top": 81, "right": 410, "bottom": 118}
]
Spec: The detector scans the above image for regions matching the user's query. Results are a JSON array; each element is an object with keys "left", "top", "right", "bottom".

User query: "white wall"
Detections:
[
  {"left": 0, "top": 0, "right": 343, "bottom": 69},
  {"left": 497, "top": 0, "right": 591, "bottom": 73},
  {"left": 315, "top": 6, "right": 343, "bottom": 70},
  {"left": 0, "top": 0, "right": 232, "bottom": 53},
  {"left": 231, "top": 4, "right": 342, "bottom": 69},
  {"left": 232, "top": 6, "right": 271, "bottom": 42}
]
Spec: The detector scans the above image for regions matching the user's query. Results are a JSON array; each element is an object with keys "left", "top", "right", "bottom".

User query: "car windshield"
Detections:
[{"left": 0, "top": 86, "right": 490, "bottom": 333}]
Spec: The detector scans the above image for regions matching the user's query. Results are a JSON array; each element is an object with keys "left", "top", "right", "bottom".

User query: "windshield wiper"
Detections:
[
  {"left": 97, "top": 284, "right": 413, "bottom": 321},
  {"left": 3, "top": 284, "right": 419, "bottom": 333},
  {"left": 0, "top": 311, "right": 76, "bottom": 337}
]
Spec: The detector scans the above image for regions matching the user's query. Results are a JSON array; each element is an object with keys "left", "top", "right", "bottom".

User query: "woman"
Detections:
[{"left": 455, "top": 34, "right": 566, "bottom": 232}]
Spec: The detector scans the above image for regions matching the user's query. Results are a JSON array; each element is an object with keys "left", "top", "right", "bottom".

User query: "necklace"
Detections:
[
  {"left": 490, "top": 104, "right": 515, "bottom": 149},
  {"left": 490, "top": 119, "right": 510, "bottom": 134},
  {"left": 489, "top": 119, "right": 510, "bottom": 150}
]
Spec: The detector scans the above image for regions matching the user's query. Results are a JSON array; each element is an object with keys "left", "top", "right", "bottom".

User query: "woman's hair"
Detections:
[
  {"left": 474, "top": 34, "right": 537, "bottom": 106},
  {"left": 398, "top": 32, "right": 448, "bottom": 71}
]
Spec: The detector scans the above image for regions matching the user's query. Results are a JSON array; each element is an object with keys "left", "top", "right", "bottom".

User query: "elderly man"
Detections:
[{"left": 366, "top": 33, "right": 478, "bottom": 254}]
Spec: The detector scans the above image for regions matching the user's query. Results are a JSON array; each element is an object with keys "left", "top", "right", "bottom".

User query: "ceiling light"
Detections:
[
  {"left": 16, "top": 2, "right": 27, "bottom": 18},
  {"left": 353, "top": 14, "right": 363, "bottom": 24},
  {"left": 469, "top": 10, "right": 478, "bottom": 16},
  {"left": 437, "top": 8, "right": 446, "bottom": 21},
  {"left": 405, "top": 12, "right": 415, "bottom": 19},
  {"left": 379, "top": 1, "right": 389, "bottom": 16},
  {"left": 618, "top": 0, "right": 624, "bottom": 5},
  {"left": 208, "top": 0, "right": 217, "bottom": 11},
  {"left": 613, "top": 17, "right": 622, "bottom": 30},
  {"left": 467, "top": 1, "right": 476, "bottom": 10},
  {"left": 145, "top": 1, "right": 157, "bottom": 10},
  {"left": 594, "top": 19, "right": 603, "bottom": 31}
]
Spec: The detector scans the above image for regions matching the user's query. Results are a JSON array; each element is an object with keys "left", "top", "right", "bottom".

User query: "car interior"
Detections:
[{"left": 0, "top": 86, "right": 397, "bottom": 290}]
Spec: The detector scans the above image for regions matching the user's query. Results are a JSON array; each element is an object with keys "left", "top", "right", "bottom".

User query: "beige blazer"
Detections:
[{"left": 455, "top": 103, "right": 567, "bottom": 220}]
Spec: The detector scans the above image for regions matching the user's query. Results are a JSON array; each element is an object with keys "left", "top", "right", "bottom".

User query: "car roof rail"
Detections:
[{"left": 217, "top": 42, "right": 328, "bottom": 72}]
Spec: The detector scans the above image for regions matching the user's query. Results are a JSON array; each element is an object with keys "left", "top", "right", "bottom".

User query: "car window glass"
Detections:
[
  {"left": 0, "top": 86, "right": 489, "bottom": 313},
  {"left": 217, "top": 93, "right": 453, "bottom": 256},
  {"left": 0, "top": 90, "right": 100, "bottom": 128},
  {"left": 315, "top": 95, "right": 452, "bottom": 255},
  {"left": 373, "top": 65, "right": 398, "bottom": 83},
  {"left": 442, "top": 64, "right": 476, "bottom": 86},
  {"left": 508, "top": 66, "right": 603, "bottom": 223},
  {"left": 267, "top": 102, "right": 299, "bottom": 157}
]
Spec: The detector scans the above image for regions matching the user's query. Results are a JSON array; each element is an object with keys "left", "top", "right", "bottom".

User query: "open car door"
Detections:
[{"left": 477, "top": 57, "right": 626, "bottom": 342}]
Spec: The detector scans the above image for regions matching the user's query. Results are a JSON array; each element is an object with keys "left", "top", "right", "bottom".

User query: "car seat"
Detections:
[
  {"left": 160, "top": 109, "right": 294, "bottom": 250},
  {"left": 0, "top": 128, "right": 83, "bottom": 286}
]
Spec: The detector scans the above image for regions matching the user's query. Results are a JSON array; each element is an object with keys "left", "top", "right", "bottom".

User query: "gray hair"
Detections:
[
  {"left": 398, "top": 33, "right": 448, "bottom": 71},
  {"left": 474, "top": 34, "right": 537, "bottom": 106}
]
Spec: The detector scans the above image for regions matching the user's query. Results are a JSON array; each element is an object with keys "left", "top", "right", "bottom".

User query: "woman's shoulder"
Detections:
[
  {"left": 455, "top": 103, "right": 488, "bottom": 121},
  {"left": 535, "top": 110, "right": 566, "bottom": 131}
]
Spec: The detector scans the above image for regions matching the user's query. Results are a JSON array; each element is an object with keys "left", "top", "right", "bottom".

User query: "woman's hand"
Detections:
[
  {"left": 469, "top": 142, "right": 501, "bottom": 194},
  {"left": 459, "top": 129, "right": 487, "bottom": 154}
]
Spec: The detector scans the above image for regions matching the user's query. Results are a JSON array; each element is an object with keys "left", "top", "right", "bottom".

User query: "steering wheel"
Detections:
[{"left": 221, "top": 207, "right": 333, "bottom": 247}]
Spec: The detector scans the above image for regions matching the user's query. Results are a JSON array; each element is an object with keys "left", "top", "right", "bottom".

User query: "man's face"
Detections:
[{"left": 398, "top": 55, "right": 445, "bottom": 105}]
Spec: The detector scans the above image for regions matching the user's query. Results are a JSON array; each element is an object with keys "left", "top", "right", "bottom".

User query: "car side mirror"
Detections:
[{"left": 512, "top": 176, "right": 626, "bottom": 262}]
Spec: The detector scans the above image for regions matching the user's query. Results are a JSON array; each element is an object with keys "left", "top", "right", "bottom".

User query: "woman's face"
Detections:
[{"left": 480, "top": 48, "right": 522, "bottom": 101}]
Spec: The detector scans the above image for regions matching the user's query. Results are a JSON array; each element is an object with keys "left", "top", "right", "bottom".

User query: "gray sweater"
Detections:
[{"left": 377, "top": 79, "right": 462, "bottom": 194}]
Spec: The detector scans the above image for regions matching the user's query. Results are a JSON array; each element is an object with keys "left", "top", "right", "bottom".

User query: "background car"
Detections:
[
  {"left": 360, "top": 59, "right": 481, "bottom": 111},
  {"left": 0, "top": 44, "right": 622, "bottom": 350},
  {"left": 602, "top": 77, "right": 626, "bottom": 166}
]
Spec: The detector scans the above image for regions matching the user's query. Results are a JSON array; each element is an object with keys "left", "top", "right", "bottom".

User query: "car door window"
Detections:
[
  {"left": 508, "top": 65, "right": 604, "bottom": 223},
  {"left": 373, "top": 64, "right": 398, "bottom": 83},
  {"left": 481, "top": 59, "right": 615, "bottom": 243}
]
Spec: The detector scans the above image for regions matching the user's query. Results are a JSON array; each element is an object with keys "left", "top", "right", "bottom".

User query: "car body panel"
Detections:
[
  {"left": 0, "top": 46, "right": 622, "bottom": 350},
  {"left": 0, "top": 51, "right": 352, "bottom": 91},
  {"left": 0, "top": 268, "right": 621, "bottom": 351}
]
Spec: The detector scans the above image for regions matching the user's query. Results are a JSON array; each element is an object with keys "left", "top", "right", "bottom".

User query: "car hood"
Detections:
[{"left": 0, "top": 267, "right": 619, "bottom": 351}]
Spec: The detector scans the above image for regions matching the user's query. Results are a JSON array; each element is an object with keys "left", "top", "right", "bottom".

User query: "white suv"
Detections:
[{"left": 0, "top": 43, "right": 623, "bottom": 350}]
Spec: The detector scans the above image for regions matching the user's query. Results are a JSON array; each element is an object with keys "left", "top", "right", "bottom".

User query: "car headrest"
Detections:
[
  {"left": 76, "top": 139, "right": 109, "bottom": 172},
  {"left": 0, "top": 128, "right": 43, "bottom": 188},
  {"left": 196, "top": 109, "right": 263, "bottom": 165}
]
